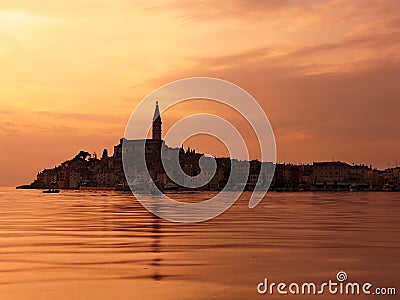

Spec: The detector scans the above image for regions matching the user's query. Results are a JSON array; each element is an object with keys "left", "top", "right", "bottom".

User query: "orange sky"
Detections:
[{"left": 1, "top": 0, "right": 400, "bottom": 186}]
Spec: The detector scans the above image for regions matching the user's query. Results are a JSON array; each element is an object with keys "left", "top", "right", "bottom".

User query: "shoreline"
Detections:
[{"left": 15, "top": 186, "right": 400, "bottom": 193}]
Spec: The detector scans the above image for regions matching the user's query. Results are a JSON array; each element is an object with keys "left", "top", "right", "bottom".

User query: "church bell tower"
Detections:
[{"left": 152, "top": 101, "right": 162, "bottom": 140}]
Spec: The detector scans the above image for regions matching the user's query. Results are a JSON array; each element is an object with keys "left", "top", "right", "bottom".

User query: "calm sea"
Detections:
[{"left": 0, "top": 188, "right": 399, "bottom": 299}]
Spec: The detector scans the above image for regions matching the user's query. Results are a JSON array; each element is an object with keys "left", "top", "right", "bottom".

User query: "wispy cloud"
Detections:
[
  {"left": 0, "top": 121, "right": 19, "bottom": 133},
  {"left": 0, "top": 10, "right": 70, "bottom": 28},
  {"left": 152, "top": 0, "right": 316, "bottom": 22},
  {"left": 35, "top": 111, "right": 123, "bottom": 123}
]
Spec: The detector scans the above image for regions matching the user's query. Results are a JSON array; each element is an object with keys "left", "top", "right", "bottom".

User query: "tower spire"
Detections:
[
  {"left": 153, "top": 101, "right": 160, "bottom": 122},
  {"left": 152, "top": 101, "right": 162, "bottom": 140}
]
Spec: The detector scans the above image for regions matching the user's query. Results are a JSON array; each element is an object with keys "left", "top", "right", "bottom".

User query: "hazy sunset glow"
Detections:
[{"left": 1, "top": 0, "right": 399, "bottom": 186}]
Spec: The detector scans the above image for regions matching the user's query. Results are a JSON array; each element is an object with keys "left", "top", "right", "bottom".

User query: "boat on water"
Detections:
[
  {"left": 43, "top": 189, "right": 60, "bottom": 193},
  {"left": 382, "top": 183, "right": 396, "bottom": 192}
]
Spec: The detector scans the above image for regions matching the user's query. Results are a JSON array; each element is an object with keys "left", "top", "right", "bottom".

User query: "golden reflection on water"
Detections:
[{"left": 0, "top": 188, "right": 399, "bottom": 299}]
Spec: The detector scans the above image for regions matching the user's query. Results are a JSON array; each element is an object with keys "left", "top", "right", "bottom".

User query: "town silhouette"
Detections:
[{"left": 18, "top": 102, "right": 400, "bottom": 192}]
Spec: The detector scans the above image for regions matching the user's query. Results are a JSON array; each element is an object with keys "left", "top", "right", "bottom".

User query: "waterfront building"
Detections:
[{"left": 313, "top": 161, "right": 350, "bottom": 184}]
